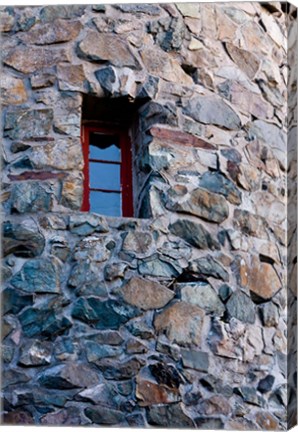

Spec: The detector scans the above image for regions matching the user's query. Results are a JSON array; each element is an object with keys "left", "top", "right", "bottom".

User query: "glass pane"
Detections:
[
  {"left": 90, "top": 161, "right": 121, "bottom": 190},
  {"left": 90, "top": 132, "right": 121, "bottom": 162},
  {"left": 90, "top": 191, "right": 121, "bottom": 216}
]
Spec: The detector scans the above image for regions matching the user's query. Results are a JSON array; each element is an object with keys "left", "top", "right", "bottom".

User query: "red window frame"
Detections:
[{"left": 81, "top": 124, "right": 133, "bottom": 217}]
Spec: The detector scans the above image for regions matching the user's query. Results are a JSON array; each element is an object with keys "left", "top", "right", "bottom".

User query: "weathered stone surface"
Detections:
[
  {"left": 69, "top": 213, "right": 108, "bottom": 235},
  {"left": 234, "top": 209, "right": 268, "bottom": 239},
  {"left": 122, "top": 277, "right": 174, "bottom": 310},
  {"left": 85, "top": 406, "right": 124, "bottom": 425},
  {"left": 183, "top": 95, "right": 241, "bottom": 130},
  {"left": 150, "top": 126, "right": 216, "bottom": 150},
  {"left": 4, "top": 46, "right": 70, "bottom": 74},
  {"left": 104, "top": 262, "right": 127, "bottom": 281},
  {"left": 0, "top": 9, "right": 15, "bottom": 32},
  {"left": 147, "top": 403, "right": 194, "bottom": 428},
  {"left": 3, "top": 410, "right": 34, "bottom": 425},
  {"left": 200, "top": 395, "right": 231, "bottom": 416},
  {"left": 259, "top": 302, "right": 279, "bottom": 327},
  {"left": 189, "top": 256, "right": 229, "bottom": 281},
  {"left": 225, "top": 43, "right": 260, "bottom": 79},
  {"left": 3, "top": 369, "right": 31, "bottom": 388},
  {"left": 60, "top": 172, "right": 83, "bottom": 210},
  {"left": 257, "top": 375, "right": 275, "bottom": 394},
  {"left": 30, "top": 71, "right": 56, "bottom": 89},
  {"left": 136, "top": 368, "right": 180, "bottom": 406},
  {"left": 181, "top": 349, "right": 209, "bottom": 372},
  {"left": 78, "top": 31, "right": 138, "bottom": 68},
  {"left": 74, "top": 236, "right": 111, "bottom": 262},
  {"left": 138, "top": 255, "right": 181, "bottom": 278},
  {"left": 236, "top": 386, "right": 265, "bottom": 407},
  {"left": 3, "top": 219, "right": 45, "bottom": 258},
  {"left": 200, "top": 171, "right": 241, "bottom": 204},
  {"left": 1, "top": 75, "right": 27, "bottom": 105},
  {"left": 169, "top": 219, "right": 220, "bottom": 250},
  {"left": 40, "top": 5, "right": 86, "bottom": 21},
  {"left": 226, "top": 290, "right": 256, "bottom": 324},
  {"left": 38, "top": 362, "right": 99, "bottom": 389},
  {"left": 2, "top": 288, "right": 33, "bottom": 315},
  {"left": 85, "top": 341, "right": 122, "bottom": 362},
  {"left": 255, "top": 412, "right": 280, "bottom": 430},
  {"left": 23, "top": 19, "right": 82, "bottom": 45},
  {"left": 10, "top": 257, "right": 61, "bottom": 294},
  {"left": 166, "top": 187, "right": 229, "bottom": 223},
  {"left": 122, "top": 231, "right": 153, "bottom": 255},
  {"left": 5, "top": 108, "right": 53, "bottom": 140},
  {"left": 115, "top": 4, "right": 161, "bottom": 15},
  {"left": 176, "top": 3, "right": 200, "bottom": 18},
  {"left": 96, "top": 357, "right": 143, "bottom": 380},
  {"left": 154, "top": 302, "right": 205, "bottom": 346},
  {"left": 19, "top": 340, "right": 53, "bottom": 366},
  {"left": 180, "top": 282, "right": 225, "bottom": 315},
  {"left": 140, "top": 47, "right": 192, "bottom": 85},
  {"left": 248, "top": 257, "right": 282, "bottom": 302}
]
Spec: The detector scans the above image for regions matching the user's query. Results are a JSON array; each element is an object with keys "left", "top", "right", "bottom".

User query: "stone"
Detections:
[
  {"left": 140, "top": 101, "right": 178, "bottom": 128},
  {"left": 169, "top": 219, "right": 220, "bottom": 250},
  {"left": 4, "top": 46, "right": 70, "bottom": 74},
  {"left": 3, "top": 369, "right": 31, "bottom": 388},
  {"left": 3, "top": 410, "right": 34, "bottom": 425},
  {"left": 122, "top": 231, "right": 153, "bottom": 255},
  {"left": 183, "top": 95, "right": 241, "bottom": 130},
  {"left": 69, "top": 213, "right": 109, "bottom": 235},
  {"left": 95, "top": 66, "right": 119, "bottom": 96},
  {"left": 234, "top": 209, "right": 268, "bottom": 239},
  {"left": 86, "top": 331, "right": 124, "bottom": 346},
  {"left": 181, "top": 349, "right": 209, "bottom": 372},
  {"left": 74, "top": 236, "right": 111, "bottom": 262},
  {"left": 4, "top": 108, "right": 53, "bottom": 140},
  {"left": 200, "top": 395, "right": 231, "bottom": 416},
  {"left": 10, "top": 257, "right": 61, "bottom": 294},
  {"left": 219, "top": 284, "right": 233, "bottom": 303},
  {"left": 0, "top": 9, "right": 15, "bottom": 32},
  {"left": 115, "top": 4, "right": 161, "bottom": 15},
  {"left": 85, "top": 341, "right": 122, "bottom": 362},
  {"left": 154, "top": 302, "right": 205, "bottom": 347},
  {"left": 41, "top": 407, "right": 82, "bottom": 425},
  {"left": 236, "top": 163, "right": 261, "bottom": 191},
  {"left": 248, "top": 257, "right": 282, "bottom": 302},
  {"left": 149, "top": 362, "right": 183, "bottom": 388},
  {"left": 30, "top": 71, "right": 56, "bottom": 89},
  {"left": 57, "top": 64, "right": 87, "bottom": 92},
  {"left": 180, "top": 282, "right": 225, "bottom": 315},
  {"left": 189, "top": 256, "right": 229, "bottom": 281},
  {"left": 140, "top": 47, "right": 192, "bottom": 85},
  {"left": 10, "top": 141, "right": 31, "bottom": 153},
  {"left": 77, "top": 382, "right": 117, "bottom": 405},
  {"left": 2, "top": 288, "right": 33, "bottom": 315},
  {"left": 11, "top": 181, "right": 53, "bottom": 213},
  {"left": 23, "top": 19, "right": 82, "bottom": 45},
  {"left": 60, "top": 172, "right": 83, "bottom": 210},
  {"left": 104, "top": 262, "right": 127, "bottom": 281},
  {"left": 195, "top": 417, "right": 224, "bottom": 429},
  {"left": 226, "top": 291, "right": 256, "bottom": 324},
  {"left": 199, "top": 171, "right": 241, "bottom": 205},
  {"left": 3, "top": 219, "right": 45, "bottom": 258},
  {"left": 126, "top": 339, "right": 147, "bottom": 354},
  {"left": 147, "top": 403, "right": 194, "bottom": 428},
  {"left": 136, "top": 369, "right": 180, "bottom": 406},
  {"left": 1, "top": 75, "right": 27, "bottom": 105},
  {"left": 40, "top": 5, "right": 86, "bottom": 21},
  {"left": 138, "top": 255, "right": 181, "bottom": 278},
  {"left": 258, "top": 375, "right": 275, "bottom": 394},
  {"left": 96, "top": 357, "right": 143, "bottom": 380},
  {"left": 176, "top": 3, "right": 200, "bottom": 18},
  {"left": 38, "top": 362, "right": 99, "bottom": 389},
  {"left": 252, "top": 191, "right": 285, "bottom": 225},
  {"left": 19, "top": 340, "right": 53, "bottom": 366},
  {"left": 122, "top": 277, "right": 174, "bottom": 310},
  {"left": 78, "top": 31, "right": 139, "bottom": 68},
  {"left": 225, "top": 43, "right": 260, "bottom": 79},
  {"left": 166, "top": 187, "right": 229, "bottom": 223},
  {"left": 85, "top": 406, "right": 124, "bottom": 425},
  {"left": 236, "top": 386, "right": 265, "bottom": 407},
  {"left": 127, "top": 316, "right": 155, "bottom": 340},
  {"left": 255, "top": 412, "right": 280, "bottom": 430},
  {"left": 259, "top": 302, "right": 279, "bottom": 327}
]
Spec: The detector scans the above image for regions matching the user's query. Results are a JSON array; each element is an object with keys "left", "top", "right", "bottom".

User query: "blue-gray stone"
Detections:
[
  {"left": 19, "top": 306, "right": 72, "bottom": 338},
  {"left": 147, "top": 403, "right": 195, "bottom": 427},
  {"left": 3, "top": 287, "right": 33, "bottom": 314},
  {"left": 4, "top": 108, "right": 53, "bottom": 140},
  {"left": 85, "top": 341, "right": 122, "bottom": 362},
  {"left": 189, "top": 255, "right": 229, "bottom": 281},
  {"left": 38, "top": 362, "right": 99, "bottom": 389},
  {"left": 11, "top": 182, "right": 53, "bottom": 213},
  {"left": 138, "top": 255, "right": 181, "bottom": 278},
  {"left": 3, "top": 219, "right": 45, "bottom": 258},
  {"left": 10, "top": 258, "right": 61, "bottom": 293},
  {"left": 226, "top": 290, "right": 256, "bottom": 324},
  {"left": 85, "top": 406, "right": 125, "bottom": 425},
  {"left": 199, "top": 171, "right": 241, "bottom": 205},
  {"left": 169, "top": 219, "right": 220, "bottom": 250},
  {"left": 114, "top": 4, "right": 161, "bottom": 15},
  {"left": 40, "top": 5, "right": 86, "bottom": 21}
]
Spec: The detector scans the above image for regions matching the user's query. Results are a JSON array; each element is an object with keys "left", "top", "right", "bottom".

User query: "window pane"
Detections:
[
  {"left": 90, "top": 191, "right": 121, "bottom": 216},
  {"left": 90, "top": 133, "right": 121, "bottom": 162},
  {"left": 90, "top": 161, "right": 121, "bottom": 190}
]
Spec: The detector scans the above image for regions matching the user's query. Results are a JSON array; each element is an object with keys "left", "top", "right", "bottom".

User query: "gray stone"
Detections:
[
  {"left": 4, "top": 108, "right": 53, "bottom": 140},
  {"left": 257, "top": 375, "right": 275, "bottom": 393},
  {"left": 30, "top": 71, "right": 56, "bottom": 89},
  {"left": 183, "top": 95, "right": 241, "bottom": 130},
  {"left": 3, "top": 219, "right": 45, "bottom": 258},
  {"left": 189, "top": 256, "right": 229, "bottom": 281},
  {"left": 234, "top": 209, "right": 268, "bottom": 239},
  {"left": 96, "top": 357, "right": 143, "bottom": 380},
  {"left": 259, "top": 302, "right": 279, "bottom": 327},
  {"left": 154, "top": 301, "right": 205, "bottom": 347},
  {"left": 166, "top": 187, "right": 229, "bottom": 223},
  {"left": 85, "top": 406, "right": 125, "bottom": 425},
  {"left": 95, "top": 66, "right": 119, "bottom": 96},
  {"left": 236, "top": 386, "right": 265, "bottom": 407},
  {"left": 138, "top": 255, "right": 181, "bottom": 278},
  {"left": 77, "top": 382, "right": 117, "bottom": 405},
  {"left": 74, "top": 236, "right": 111, "bottom": 262},
  {"left": 85, "top": 331, "right": 124, "bottom": 346},
  {"left": 104, "top": 262, "right": 127, "bottom": 281},
  {"left": 180, "top": 282, "right": 225, "bottom": 315},
  {"left": 169, "top": 219, "right": 220, "bottom": 250},
  {"left": 69, "top": 213, "right": 109, "bottom": 235},
  {"left": 199, "top": 171, "right": 241, "bottom": 205},
  {"left": 147, "top": 403, "right": 194, "bottom": 428},
  {"left": 78, "top": 30, "right": 139, "bottom": 68},
  {"left": 40, "top": 407, "right": 82, "bottom": 426},
  {"left": 181, "top": 349, "right": 209, "bottom": 372},
  {"left": 225, "top": 43, "right": 260, "bottom": 79},
  {"left": 10, "top": 257, "right": 61, "bottom": 294},
  {"left": 3, "top": 369, "right": 31, "bottom": 388},
  {"left": 40, "top": 5, "right": 86, "bottom": 21},
  {"left": 38, "top": 362, "right": 99, "bottom": 389},
  {"left": 2, "top": 344, "right": 15, "bottom": 363},
  {"left": 19, "top": 340, "right": 53, "bottom": 366},
  {"left": 115, "top": 4, "right": 161, "bottom": 15},
  {"left": 10, "top": 141, "right": 31, "bottom": 153},
  {"left": 226, "top": 291, "right": 256, "bottom": 323},
  {"left": 92, "top": 5, "right": 106, "bottom": 12},
  {"left": 85, "top": 341, "right": 122, "bottom": 362},
  {"left": 122, "top": 277, "right": 174, "bottom": 310},
  {"left": 219, "top": 284, "right": 233, "bottom": 302},
  {"left": 199, "top": 395, "right": 231, "bottom": 416},
  {"left": 122, "top": 230, "right": 153, "bottom": 255}
]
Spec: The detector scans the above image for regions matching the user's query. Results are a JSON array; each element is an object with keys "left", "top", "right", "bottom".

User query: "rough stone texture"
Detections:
[{"left": 1, "top": 2, "right": 292, "bottom": 430}]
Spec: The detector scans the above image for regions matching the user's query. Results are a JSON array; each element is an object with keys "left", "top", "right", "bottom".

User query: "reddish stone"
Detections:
[
  {"left": 150, "top": 126, "right": 216, "bottom": 150},
  {"left": 8, "top": 171, "right": 67, "bottom": 181},
  {"left": 255, "top": 412, "right": 279, "bottom": 430}
]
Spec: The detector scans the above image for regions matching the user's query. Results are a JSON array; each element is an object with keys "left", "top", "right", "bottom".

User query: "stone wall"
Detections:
[{"left": 1, "top": 2, "right": 297, "bottom": 429}]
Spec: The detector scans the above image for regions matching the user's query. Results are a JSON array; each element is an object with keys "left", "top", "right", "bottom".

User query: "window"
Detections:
[{"left": 81, "top": 125, "right": 133, "bottom": 217}]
